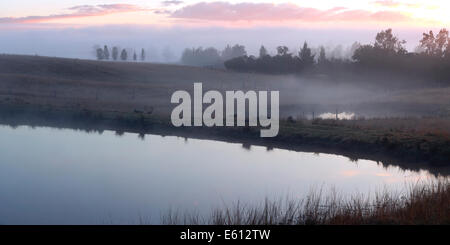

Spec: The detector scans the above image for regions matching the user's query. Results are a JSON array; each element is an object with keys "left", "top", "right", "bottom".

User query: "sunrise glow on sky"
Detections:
[{"left": 1, "top": 0, "right": 449, "bottom": 28}]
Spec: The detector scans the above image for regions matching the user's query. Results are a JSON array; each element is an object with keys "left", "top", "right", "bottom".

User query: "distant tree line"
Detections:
[
  {"left": 180, "top": 44, "right": 247, "bottom": 68},
  {"left": 220, "top": 28, "right": 450, "bottom": 82},
  {"left": 94, "top": 45, "right": 146, "bottom": 62},
  {"left": 352, "top": 29, "right": 450, "bottom": 82},
  {"left": 224, "top": 42, "right": 319, "bottom": 73}
]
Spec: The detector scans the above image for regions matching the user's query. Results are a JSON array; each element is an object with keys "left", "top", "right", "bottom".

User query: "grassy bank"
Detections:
[
  {"left": 0, "top": 101, "right": 449, "bottom": 173},
  {"left": 277, "top": 117, "right": 450, "bottom": 166},
  {"left": 1, "top": 55, "right": 450, "bottom": 168},
  {"left": 162, "top": 180, "right": 450, "bottom": 225}
]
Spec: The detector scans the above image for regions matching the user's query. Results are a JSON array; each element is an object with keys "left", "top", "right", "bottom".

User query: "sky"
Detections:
[{"left": 0, "top": 1, "right": 449, "bottom": 60}]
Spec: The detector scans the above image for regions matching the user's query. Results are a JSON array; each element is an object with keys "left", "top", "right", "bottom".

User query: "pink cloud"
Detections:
[
  {"left": 372, "top": 0, "right": 403, "bottom": 7},
  {"left": 0, "top": 4, "right": 150, "bottom": 24},
  {"left": 372, "top": 0, "right": 420, "bottom": 8},
  {"left": 170, "top": 2, "right": 412, "bottom": 23}
]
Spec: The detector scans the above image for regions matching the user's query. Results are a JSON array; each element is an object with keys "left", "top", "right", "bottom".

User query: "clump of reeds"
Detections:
[{"left": 161, "top": 180, "right": 449, "bottom": 225}]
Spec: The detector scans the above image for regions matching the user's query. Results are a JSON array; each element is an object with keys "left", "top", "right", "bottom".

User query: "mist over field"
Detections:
[
  {"left": 0, "top": 25, "right": 426, "bottom": 61},
  {"left": 1, "top": 0, "right": 450, "bottom": 227}
]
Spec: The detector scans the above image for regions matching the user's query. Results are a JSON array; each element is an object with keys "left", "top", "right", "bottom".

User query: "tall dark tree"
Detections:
[
  {"left": 133, "top": 51, "right": 137, "bottom": 61},
  {"left": 259, "top": 45, "right": 268, "bottom": 58},
  {"left": 103, "top": 45, "right": 110, "bottom": 60},
  {"left": 352, "top": 44, "right": 375, "bottom": 63},
  {"left": 112, "top": 46, "right": 119, "bottom": 61},
  {"left": 435, "top": 29, "right": 448, "bottom": 56},
  {"left": 141, "top": 48, "right": 146, "bottom": 61},
  {"left": 317, "top": 46, "right": 327, "bottom": 65},
  {"left": 349, "top": 42, "right": 361, "bottom": 60},
  {"left": 120, "top": 49, "right": 127, "bottom": 61},
  {"left": 299, "top": 42, "right": 315, "bottom": 67},
  {"left": 446, "top": 37, "right": 450, "bottom": 58},
  {"left": 353, "top": 29, "right": 406, "bottom": 65},
  {"left": 96, "top": 48, "right": 104, "bottom": 60},
  {"left": 375, "top": 28, "right": 406, "bottom": 54},
  {"left": 421, "top": 29, "right": 449, "bottom": 57},
  {"left": 420, "top": 30, "right": 436, "bottom": 56}
]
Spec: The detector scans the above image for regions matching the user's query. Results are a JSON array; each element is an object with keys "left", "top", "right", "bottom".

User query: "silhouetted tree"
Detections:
[
  {"left": 222, "top": 44, "right": 247, "bottom": 61},
  {"left": 96, "top": 48, "right": 104, "bottom": 60},
  {"left": 231, "top": 44, "right": 247, "bottom": 57},
  {"left": 221, "top": 45, "right": 233, "bottom": 61},
  {"left": 120, "top": 49, "right": 127, "bottom": 61},
  {"left": 352, "top": 44, "right": 375, "bottom": 63},
  {"left": 181, "top": 47, "right": 222, "bottom": 67},
  {"left": 221, "top": 28, "right": 450, "bottom": 83},
  {"left": 348, "top": 42, "right": 361, "bottom": 60},
  {"left": 141, "top": 48, "right": 146, "bottom": 61},
  {"left": 353, "top": 29, "right": 407, "bottom": 66},
  {"left": 276, "top": 46, "right": 289, "bottom": 56},
  {"left": 133, "top": 51, "right": 137, "bottom": 61},
  {"left": 299, "top": 42, "right": 315, "bottom": 67},
  {"left": 420, "top": 29, "right": 449, "bottom": 57},
  {"left": 420, "top": 30, "right": 436, "bottom": 56},
  {"left": 259, "top": 45, "right": 268, "bottom": 58},
  {"left": 103, "top": 45, "right": 110, "bottom": 60},
  {"left": 112, "top": 46, "right": 119, "bottom": 61},
  {"left": 317, "top": 46, "right": 327, "bottom": 66},
  {"left": 435, "top": 29, "right": 448, "bottom": 57},
  {"left": 374, "top": 28, "right": 407, "bottom": 54}
]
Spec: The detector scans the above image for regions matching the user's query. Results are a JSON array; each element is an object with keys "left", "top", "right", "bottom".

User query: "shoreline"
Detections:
[
  {"left": 1, "top": 101, "right": 449, "bottom": 176},
  {"left": 1, "top": 54, "right": 449, "bottom": 176}
]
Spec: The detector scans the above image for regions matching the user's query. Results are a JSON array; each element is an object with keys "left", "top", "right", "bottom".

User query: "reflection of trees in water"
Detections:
[
  {"left": 0, "top": 104, "right": 448, "bottom": 177},
  {"left": 348, "top": 156, "right": 359, "bottom": 163},
  {"left": 242, "top": 143, "right": 251, "bottom": 150},
  {"left": 138, "top": 132, "right": 145, "bottom": 140}
]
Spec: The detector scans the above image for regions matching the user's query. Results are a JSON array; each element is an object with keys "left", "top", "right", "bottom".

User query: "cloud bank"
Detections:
[
  {"left": 170, "top": 2, "right": 411, "bottom": 23},
  {"left": 0, "top": 4, "right": 148, "bottom": 24}
]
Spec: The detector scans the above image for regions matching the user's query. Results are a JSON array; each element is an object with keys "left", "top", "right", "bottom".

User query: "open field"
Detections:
[{"left": 1, "top": 54, "right": 450, "bottom": 118}]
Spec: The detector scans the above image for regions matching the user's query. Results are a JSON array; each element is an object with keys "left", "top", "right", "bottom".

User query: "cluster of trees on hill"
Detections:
[
  {"left": 351, "top": 29, "right": 450, "bottom": 82},
  {"left": 94, "top": 45, "right": 146, "bottom": 62},
  {"left": 221, "top": 28, "right": 450, "bottom": 81},
  {"left": 224, "top": 42, "right": 320, "bottom": 73},
  {"left": 180, "top": 44, "right": 247, "bottom": 67}
]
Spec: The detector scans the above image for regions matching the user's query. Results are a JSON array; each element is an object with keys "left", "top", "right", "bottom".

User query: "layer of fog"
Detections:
[{"left": 0, "top": 25, "right": 425, "bottom": 62}]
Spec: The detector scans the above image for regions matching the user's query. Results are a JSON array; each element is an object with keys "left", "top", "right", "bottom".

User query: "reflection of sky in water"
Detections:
[
  {"left": 0, "top": 125, "right": 441, "bottom": 224},
  {"left": 319, "top": 112, "right": 355, "bottom": 119}
]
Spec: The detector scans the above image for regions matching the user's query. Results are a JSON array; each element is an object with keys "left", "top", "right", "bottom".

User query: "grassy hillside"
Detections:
[
  {"left": 2, "top": 54, "right": 450, "bottom": 118},
  {"left": 0, "top": 54, "right": 450, "bottom": 169}
]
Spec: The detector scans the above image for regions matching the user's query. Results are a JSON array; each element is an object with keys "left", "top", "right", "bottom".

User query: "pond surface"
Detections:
[{"left": 0, "top": 125, "right": 444, "bottom": 224}]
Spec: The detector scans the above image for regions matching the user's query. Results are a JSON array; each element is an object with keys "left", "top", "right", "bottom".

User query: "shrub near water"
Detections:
[{"left": 162, "top": 180, "right": 450, "bottom": 225}]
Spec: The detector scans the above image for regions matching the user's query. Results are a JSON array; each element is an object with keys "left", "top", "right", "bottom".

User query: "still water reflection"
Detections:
[{"left": 0, "top": 125, "right": 442, "bottom": 224}]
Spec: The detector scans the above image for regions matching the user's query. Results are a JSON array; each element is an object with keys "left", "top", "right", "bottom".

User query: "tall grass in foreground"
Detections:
[{"left": 162, "top": 180, "right": 449, "bottom": 225}]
